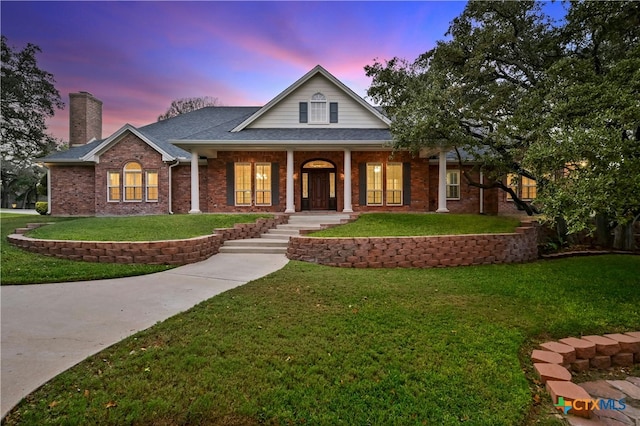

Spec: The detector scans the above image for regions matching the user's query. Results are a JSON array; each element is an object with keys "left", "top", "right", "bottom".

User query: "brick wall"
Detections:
[
  {"left": 50, "top": 166, "right": 96, "bottom": 216},
  {"left": 287, "top": 222, "right": 539, "bottom": 268},
  {"left": 8, "top": 215, "right": 288, "bottom": 265},
  {"left": 95, "top": 133, "right": 170, "bottom": 216}
]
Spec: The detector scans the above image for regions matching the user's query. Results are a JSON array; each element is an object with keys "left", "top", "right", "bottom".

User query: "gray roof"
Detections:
[{"left": 42, "top": 106, "right": 391, "bottom": 163}]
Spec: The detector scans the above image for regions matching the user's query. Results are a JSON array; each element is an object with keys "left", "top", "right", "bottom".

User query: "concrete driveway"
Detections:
[{"left": 1, "top": 253, "right": 289, "bottom": 418}]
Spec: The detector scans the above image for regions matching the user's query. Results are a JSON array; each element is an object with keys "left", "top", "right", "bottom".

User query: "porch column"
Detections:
[
  {"left": 285, "top": 149, "right": 295, "bottom": 213},
  {"left": 436, "top": 149, "right": 449, "bottom": 213},
  {"left": 189, "top": 150, "right": 201, "bottom": 214},
  {"left": 343, "top": 148, "right": 353, "bottom": 213}
]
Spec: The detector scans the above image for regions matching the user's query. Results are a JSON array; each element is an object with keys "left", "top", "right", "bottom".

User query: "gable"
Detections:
[{"left": 246, "top": 74, "right": 388, "bottom": 130}]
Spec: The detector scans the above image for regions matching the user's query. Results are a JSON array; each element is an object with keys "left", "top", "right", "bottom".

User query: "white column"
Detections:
[
  {"left": 46, "top": 167, "right": 52, "bottom": 214},
  {"left": 343, "top": 148, "right": 353, "bottom": 213},
  {"left": 436, "top": 149, "right": 449, "bottom": 213},
  {"left": 189, "top": 150, "right": 201, "bottom": 213},
  {"left": 285, "top": 149, "right": 295, "bottom": 213}
]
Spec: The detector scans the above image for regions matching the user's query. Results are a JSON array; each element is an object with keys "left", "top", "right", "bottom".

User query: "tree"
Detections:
[
  {"left": 157, "top": 96, "right": 220, "bottom": 121},
  {"left": 1, "top": 36, "right": 64, "bottom": 208},
  {"left": 365, "top": 1, "right": 640, "bottom": 249},
  {"left": 525, "top": 1, "right": 640, "bottom": 249},
  {"left": 366, "top": 1, "right": 560, "bottom": 215}
]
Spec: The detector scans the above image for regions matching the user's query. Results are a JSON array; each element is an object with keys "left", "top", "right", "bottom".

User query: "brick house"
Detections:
[{"left": 42, "top": 65, "right": 528, "bottom": 216}]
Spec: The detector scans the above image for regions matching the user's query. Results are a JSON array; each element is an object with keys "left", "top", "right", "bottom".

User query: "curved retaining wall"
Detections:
[
  {"left": 287, "top": 222, "right": 538, "bottom": 268},
  {"left": 8, "top": 215, "right": 288, "bottom": 265}
]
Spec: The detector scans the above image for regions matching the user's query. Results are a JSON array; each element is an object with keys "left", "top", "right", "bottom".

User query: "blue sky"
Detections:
[{"left": 1, "top": 1, "right": 562, "bottom": 142}]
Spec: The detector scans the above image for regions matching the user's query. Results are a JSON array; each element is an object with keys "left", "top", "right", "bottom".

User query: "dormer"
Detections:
[{"left": 231, "top": 65, "right": 390, "bottom": 132}]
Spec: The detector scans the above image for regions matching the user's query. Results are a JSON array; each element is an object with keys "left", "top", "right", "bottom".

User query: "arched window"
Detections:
[
  {"left": 123, "top": 162, "right": 143, "bottom": 201},
  {"left": 310, "top": 92, "right": 327, "bottom": 123}
]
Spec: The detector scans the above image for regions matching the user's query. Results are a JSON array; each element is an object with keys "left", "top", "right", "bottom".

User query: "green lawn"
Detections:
[
  {"left": 26, "top": 213, "right": 272, "bottom": 241},
  {"left": 4, "top": 255, "right": 639, "bottom": 425},
  {"left": 310, "top": 213, "right": 521, "bottom": 237},
  {"left": 1, "top": 214, "right": 270, "bottom": 285}
]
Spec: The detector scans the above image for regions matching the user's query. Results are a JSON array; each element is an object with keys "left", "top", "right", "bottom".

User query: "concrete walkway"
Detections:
[{"left": 1, "top": 253, "right": 289, "bottom": 418}]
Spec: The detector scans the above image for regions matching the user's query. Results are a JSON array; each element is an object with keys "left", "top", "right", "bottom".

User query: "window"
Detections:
[
  {"left": 386, "top": 163, "right": 403, "bottom": 205},
  {"left": 254, "top": 163, "right": 271, "bottom": 206},
  {"left": 124, "top": 162, "right": 143, "bottom": 201},
  {"left": 366, "top": 163, "right": 383, "bottom": 205},
  {"left": 302, "top": 172, "right": 309, "bottom": 198},
  {"left": 310, "top": 92, "right": 327, "bottom": 123},
  {"left": 235, "top": 163, "right": 252, "bottom": 206},
  {"left": 521, "top": 176, "right": 537, "bottom": 199},
  {"left": 108, "top": 171, "right": 120, "bottom": 202},
  {"left": 146, "top": 171, "right": 158, "bottom": 202},
  {"left": 506, "top": 173, "right": 537, "bottom": 200},
  {"left": 446, "top": 170, "right": 460, "bottom": 200}
]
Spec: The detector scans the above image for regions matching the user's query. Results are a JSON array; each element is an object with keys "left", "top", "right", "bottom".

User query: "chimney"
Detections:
[{"left": 69, "top": 91, "right": 102, "bottom": 146}]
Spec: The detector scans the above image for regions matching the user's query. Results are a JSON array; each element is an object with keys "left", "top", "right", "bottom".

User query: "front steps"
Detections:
[{"left": 218, "top": 213, "right": 351, "bottom": 254}]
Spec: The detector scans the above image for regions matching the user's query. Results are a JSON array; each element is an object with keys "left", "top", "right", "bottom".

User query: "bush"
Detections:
[{"left": 35, "top": 202, "right": 48, "bottom": 215}]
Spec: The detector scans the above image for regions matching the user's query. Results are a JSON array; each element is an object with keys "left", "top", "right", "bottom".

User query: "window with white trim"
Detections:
[
  {"left": 254, "top": 163, "right": 271, "bottom": 206},
  {"left": 108, "top": 171, "right": 120, "bottom": 202},
  {"left": 124, "top": 162, "right": 143, "bottom": 201},
  {"left": 446, "top": 170, "right": 460, "bottom": 200},
  {"left": 310, "top": 92, "right": 327, "bottom": 123},
  {"left": 235, "top": 163, "right": 252, "bottom": 206},
  {"left": 366, "top": 163, "right": 383, "bottom": 205},
  {"left": 386, "top": 163, "right": 403, "bottom": 205},
  {"left": 146, "top": 171, "right": 158, "bottom": 202}
]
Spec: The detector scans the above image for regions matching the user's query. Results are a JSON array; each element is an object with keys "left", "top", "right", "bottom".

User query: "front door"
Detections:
[
  {"left": 301, "top": 160, "right": 337, "bottom": 211},
  {"left": 309, "top": 171, "right": 329, "bottom": 210}
]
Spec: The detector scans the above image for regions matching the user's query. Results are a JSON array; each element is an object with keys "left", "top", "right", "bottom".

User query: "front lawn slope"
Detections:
[
  {"left": 310, "top": 213, "right": 521, "bottom": 237},
  {"left": 4, "top": 255, "right": 639, "bottom": 425}
]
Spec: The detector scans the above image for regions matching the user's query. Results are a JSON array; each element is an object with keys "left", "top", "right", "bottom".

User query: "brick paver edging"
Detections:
[
  {"left": 287, "top": 222, "right": 538, "bottom": 268},
  {"left": 7, "top": 215, "right": 288, "bottom": 265},
  {"left": 532, "top": 331, "right": 640, "bottom": 419}
]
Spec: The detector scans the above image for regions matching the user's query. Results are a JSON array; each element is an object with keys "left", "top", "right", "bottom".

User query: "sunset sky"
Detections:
[{"left": 1, "top": 1, "right": 564, "bottom": 142}]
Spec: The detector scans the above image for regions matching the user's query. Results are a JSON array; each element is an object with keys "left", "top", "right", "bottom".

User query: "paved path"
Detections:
[
  {"left": 1, "top": 253, "right": 289, "bottom": 418},
  {"left": 566, "top": 377, "right": 640, "bottom": 425}
]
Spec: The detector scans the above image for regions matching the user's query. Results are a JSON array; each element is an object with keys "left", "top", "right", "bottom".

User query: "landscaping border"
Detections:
[
  {"left": 7, "top": 215, "right": 288, "bottom": 265},
  {"left": 287, "top": 222, "right": 539, "bottom": 268},
  {"left": 532, "top": 331, "right": 640, "bottom": 419}
]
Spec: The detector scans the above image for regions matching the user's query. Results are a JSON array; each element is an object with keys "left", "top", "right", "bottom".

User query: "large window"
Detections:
[
  {"left": 310, "top": 92, "right": 327, "bottom": 123},
  {"left": 446, "top": 170, "right": 460, "bottom": 200},
  {"left": 254, "top": 163, "right": 271, "bottom": 206},
  {"left": 235, "top": 163, "right": 252, "bottom": 206},
  {"left": 521, "top": 176, "right": 537, "bottom": 200},
  {"left": 108, "top": 171, "right": 120, "bottom": 202},
  {"left": 506, "top": 173, "right": 537, "bottom": 200},
  {"left": 124, "top": 162, "right": 143, "bottom": 201},
  {"left": 386, "top": 163, "right": 403, "bottom": 205},
  {"left": 366, "top": 163, "right": 383, "bottom": 205},
  {"left": 146, "top": 171, "right": 158, "bottom": 202}
]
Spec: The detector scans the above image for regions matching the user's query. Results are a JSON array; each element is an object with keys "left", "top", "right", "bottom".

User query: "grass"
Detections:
[
  {"left": 26, "top": 214, "right": 272, "bottom": 241},
  {"left": 0, "top": 214, "right": 270, "bottom": 285},
  {"left": 4, "top": 255, "right": 639, "bottom": 425},
  {"left": 310, "top": 213, "right": 521, "bottom": 237}
]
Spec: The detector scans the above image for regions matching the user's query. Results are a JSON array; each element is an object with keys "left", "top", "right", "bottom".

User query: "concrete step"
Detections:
[
  {"left": 218, "top": 246, "right": 288, "bottom": 254},
  {"left": 260, "top": 233, "right": 291, "bottom": 240},
  {"left": 276, "top": 224, "right": 323, "bottom": 230},
  {"left": 267, "top": 228, "right": 301, "bottom": 235},
  {"left": 223, "top": 238, "right": 288, "bottom": 248}
]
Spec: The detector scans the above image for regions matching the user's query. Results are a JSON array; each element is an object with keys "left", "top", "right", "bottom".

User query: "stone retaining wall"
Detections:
[
  {"left": 8, "top": 215, "right": 288, "bottom": 265},
  {"left": 287, "top": 222, "right": 538, "bottom": 268}
]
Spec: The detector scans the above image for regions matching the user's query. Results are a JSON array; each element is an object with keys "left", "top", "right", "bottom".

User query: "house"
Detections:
[{"left": 41, "top": 65, "right": 528, "bottom": 216}]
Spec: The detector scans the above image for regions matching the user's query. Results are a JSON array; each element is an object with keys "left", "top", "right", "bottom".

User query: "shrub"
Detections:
[{"left": 35, "top": 202, "right": 48, "bottom": 215}]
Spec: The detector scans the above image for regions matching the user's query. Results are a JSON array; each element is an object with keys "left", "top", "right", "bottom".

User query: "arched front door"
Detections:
[{"left": 301, "top": 160, "right": 337, "bottom": 211}]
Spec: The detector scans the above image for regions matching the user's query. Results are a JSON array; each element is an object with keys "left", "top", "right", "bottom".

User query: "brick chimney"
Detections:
[{"left": 69, "top": 91, "right": 102, "bottom": 146}]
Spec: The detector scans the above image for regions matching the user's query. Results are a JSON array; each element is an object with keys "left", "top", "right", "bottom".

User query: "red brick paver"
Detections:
[
  {"left": 559, "top": 337, "right": 597, "bottom": 359},
  {"left": 582, "top": 335, "right": 621, "bottom": 356},
  {"left": 540, "top": 341, "right": 577, "bottom": 364}
]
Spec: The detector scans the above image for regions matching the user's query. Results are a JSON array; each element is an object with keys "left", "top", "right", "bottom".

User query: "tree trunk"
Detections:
[
  {"left": 612, "top": 222, "right": 636, "bottom": 251},
  {"left": 595, "top": 214, "right": 613, "bottom": 248}
]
